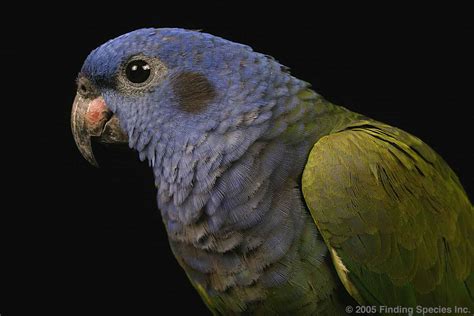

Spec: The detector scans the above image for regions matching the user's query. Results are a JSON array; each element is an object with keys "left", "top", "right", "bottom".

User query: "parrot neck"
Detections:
[
  {"left": 146, "top": 86, "right": 360, "bottom": 312},
  {"left": 151, "top": 87, "right": 359, "bottom": 232}
]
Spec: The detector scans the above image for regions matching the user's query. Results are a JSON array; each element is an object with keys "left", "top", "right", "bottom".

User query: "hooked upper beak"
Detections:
[{"left": 71, "top": 87, "right": 128, "bottom": 167}]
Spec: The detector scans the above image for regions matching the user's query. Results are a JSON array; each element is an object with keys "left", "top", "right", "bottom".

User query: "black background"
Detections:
[{"left": 2, "top": 3, "right": 472, "bottom": 315}]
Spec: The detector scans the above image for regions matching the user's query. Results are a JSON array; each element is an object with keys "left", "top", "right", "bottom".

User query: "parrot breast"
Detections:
[{"left": 147, "top": 81, "right": 347, "bottom": 313}]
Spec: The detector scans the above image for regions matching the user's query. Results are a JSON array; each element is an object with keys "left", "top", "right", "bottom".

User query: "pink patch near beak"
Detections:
[{"left": 84, "top": 97, "right": 111, "bottom": 134}]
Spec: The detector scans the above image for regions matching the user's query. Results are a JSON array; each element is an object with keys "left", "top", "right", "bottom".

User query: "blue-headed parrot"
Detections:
[{"left": 71, "top": 28, "right": 473, "bottom": 315}]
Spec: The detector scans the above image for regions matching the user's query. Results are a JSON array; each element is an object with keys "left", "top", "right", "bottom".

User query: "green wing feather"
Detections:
[{"left": 302, "top": 120, "right": 474, "bottom": 311}]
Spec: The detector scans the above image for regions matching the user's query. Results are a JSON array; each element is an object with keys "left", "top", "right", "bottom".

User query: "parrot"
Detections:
[{"left": 71, "top": 28, "right": 473, "bottom": 315}]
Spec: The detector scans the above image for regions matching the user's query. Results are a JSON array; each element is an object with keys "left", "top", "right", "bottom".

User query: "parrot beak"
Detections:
[{"left": 71, "top": 92, "right": 128, "bottom": 167}]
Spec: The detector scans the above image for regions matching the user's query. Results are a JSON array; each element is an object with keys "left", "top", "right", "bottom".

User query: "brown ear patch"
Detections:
[{"left": 171, "top": 72, "right": 216, "bottom": 113}]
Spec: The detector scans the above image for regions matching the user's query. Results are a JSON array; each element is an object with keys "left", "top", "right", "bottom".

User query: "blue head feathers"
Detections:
[
  {"left": 81, "top": 28, "right": 303, "bottom": 145},
  {"left": 80, "top": 28, "right": 309, "bottom": 225}
]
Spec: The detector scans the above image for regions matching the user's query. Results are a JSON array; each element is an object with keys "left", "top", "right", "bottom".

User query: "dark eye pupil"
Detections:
[{"left": 125, "top": 60, "right": 151, "bottom": 83}]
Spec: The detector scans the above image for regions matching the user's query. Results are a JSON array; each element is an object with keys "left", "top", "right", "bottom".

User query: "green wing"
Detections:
[{"left": 302, "top": 120, "right": 474, "bottom": 310}]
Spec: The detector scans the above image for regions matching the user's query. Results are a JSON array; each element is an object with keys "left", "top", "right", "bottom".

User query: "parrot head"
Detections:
[
  {"left": 72, "top": 28, "right": 295, "bottom": 166},
  {"left": 72, "top": 28, "right": 306, "bottom": 223}
]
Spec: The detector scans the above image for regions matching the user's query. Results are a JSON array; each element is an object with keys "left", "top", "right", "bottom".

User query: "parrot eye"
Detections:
[
  {"left": 118, "top": 55, "right": 167, "bottom": 92},
  {"left": 125, "top": 60, "right": 151, "bottom": 84}
]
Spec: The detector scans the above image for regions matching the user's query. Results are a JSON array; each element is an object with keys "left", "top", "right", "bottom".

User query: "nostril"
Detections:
[
  {"left": 77, "top": 75, "right": 99, "bottom": 98},
  {"left": 79, "top": 83, "right": 88, "bottom": 94}
]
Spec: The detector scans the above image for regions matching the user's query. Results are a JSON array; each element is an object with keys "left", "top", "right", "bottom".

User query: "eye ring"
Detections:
[{"left": 118, "top": 55, "right": 168, "bottom": 92}]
